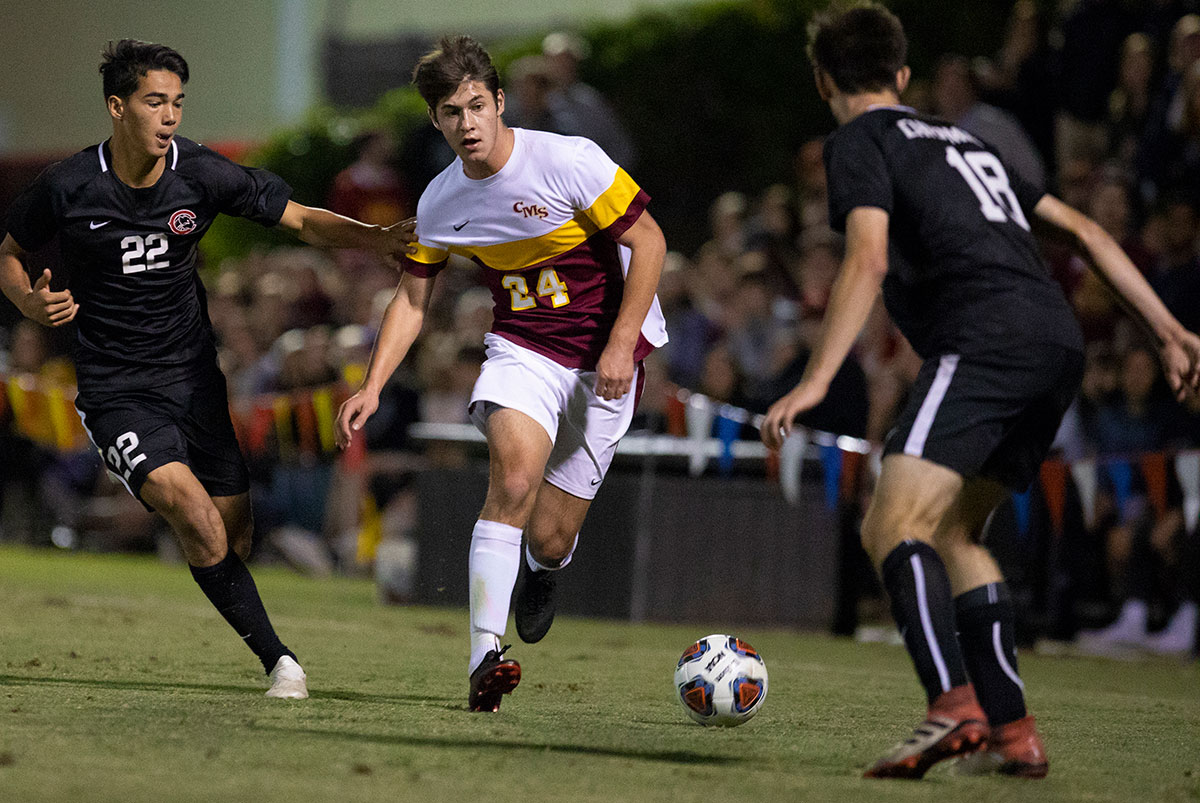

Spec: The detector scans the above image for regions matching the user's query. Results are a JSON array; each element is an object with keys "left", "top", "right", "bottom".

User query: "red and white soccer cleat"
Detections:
[
  {"left": 864, "top": 684, "right": 989, "bottom": 779},
  {"left": 955, "top": 715, "right": 1049, "bottom": 778}
]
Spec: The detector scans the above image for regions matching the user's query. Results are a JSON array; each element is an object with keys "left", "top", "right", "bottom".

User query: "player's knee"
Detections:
[
  {"left": 490, "top": 471, "right": 538, "bottom": 513},
  {"left": 860, "top": 504, "right": 938, "bottom": 565}
]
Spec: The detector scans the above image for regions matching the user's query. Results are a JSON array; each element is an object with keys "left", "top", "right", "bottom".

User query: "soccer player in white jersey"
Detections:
[{"left": 335, "top": 35, "right": 667, "bottom": 712}]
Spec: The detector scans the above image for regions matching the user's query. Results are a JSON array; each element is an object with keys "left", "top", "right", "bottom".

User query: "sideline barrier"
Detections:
[{"left": 6, "top": 371, "right": 1195, "bottom": 536}]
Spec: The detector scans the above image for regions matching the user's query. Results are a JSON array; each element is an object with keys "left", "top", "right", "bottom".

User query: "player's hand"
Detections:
[
  {"left": 1161, "top": 329, "right": 1200, "bottom": 401},
  {"left": 20, "top": 269, "right": 78, "bottom": 328},
  {"left": 760, "top": 381, "right": 828, "bottom": 450},
  {"left": 382, "top": 217, "right": 418, "bottom": 258},
  {"left": 336, "top": 388, "right": 380, "bottom": 449},
  {"left": 595, "top": 342, "right": 635, "bottom": 401}
]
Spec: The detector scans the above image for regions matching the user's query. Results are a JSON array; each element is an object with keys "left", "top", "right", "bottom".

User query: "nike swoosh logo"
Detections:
[
  {"left": 452, "top": 220, "right": 470, "bottom": 231},
  {"left": 89, "top": 221, "right": 110, "bottom": 229},
  {"left": 590, "top": 478, "right": 602, "bottom": 486}
]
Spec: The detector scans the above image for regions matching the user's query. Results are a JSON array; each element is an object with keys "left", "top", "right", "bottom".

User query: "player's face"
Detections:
[
  {"left": 109, "top": 69, "right": 184, "bottom": 159},
  {"left": 431, "top": 80, "right": 506, "bottom": 175}
]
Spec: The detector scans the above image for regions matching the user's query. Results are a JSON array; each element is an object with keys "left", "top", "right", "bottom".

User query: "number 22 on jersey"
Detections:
[
  {"left": 945, "top": 146, "right": 1030, "bottom": 231},
  {"left": 501, "top": 267, "right": 571, "bottom": 311},
  {"left": 121, "top": 234, "right": 170, "bottom": 274}
]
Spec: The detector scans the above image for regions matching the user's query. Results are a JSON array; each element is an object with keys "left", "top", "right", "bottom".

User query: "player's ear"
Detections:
[
  {"left": 107, "top": 95, "right": 124, "bottom": 121},
  {"left": 814, "top": 68, "right": 835, "bottom": 102},
  {"left": 896, "top": 66, "right": 912, "bottom": 96},
  {"left": 428, "top": 106, "right": 440, "bottom": 131},
  {"left": 495, "top": 88, "right": 505, "bottom": 116}
]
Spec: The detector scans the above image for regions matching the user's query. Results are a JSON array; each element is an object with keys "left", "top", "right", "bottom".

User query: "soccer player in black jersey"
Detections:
[
  {"left": 0, "top": 40, "right": 415, "bottom": 699},
  {"left": 762, "top": 4, "right": 1200, "bottom": 780}
]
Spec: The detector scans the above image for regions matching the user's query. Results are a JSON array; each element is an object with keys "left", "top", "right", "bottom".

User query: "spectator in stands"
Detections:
[
  {"left": 1145, "top": 195, "right": 1200, "bottom": 334},
  {"left": 743, "top": 184, "right": 801, "bottom": 299},
  {"left": 1077, "top": 344, "right": 1182, "bottom": 649},
  {"left": 328, "top": 129, "right": 413, "bottom": 225},
  {"left": 973, "top": 0, "right": 1058, "bottom": 167},
  {"left": 1107, "top": 33, "right": 1156, "bottom": 166},
  {"left": 503, "top": 55, "right": 569, "bottom": 135},
  {"left": 792, "top": 138, "right": 830, "bottom": 231},
  {"left": 932, "top": 54, "right": 1046, "bottom": 188},
  {"left": 1155, "top": 62, "right": 1200, "bottom": 208},
  {"left": 541, "top": 31, "right": 637, "bottom": 168},
  {"left": 657, "top": 252, "right": 719, "bottom": 389},
  {"left": 1138, "top": 14, "right": 1200, "bottom": 202},
  {"left": 1055, "top": 0, "right": 1139, "bottom": 162},
  {"left": 708, "top": 191, "right": 749, "bottom": 258}
]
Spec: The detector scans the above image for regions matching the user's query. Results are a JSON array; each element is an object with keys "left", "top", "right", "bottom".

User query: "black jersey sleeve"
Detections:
[
  {"left": 5, "top": 168, "right": 59, "bottom": 250},
  {"left": 201, "top": 147, "right": 292, "bottom": 226},
  {"left": 1006, "top": 159, "right": 1047, "bottom": 217},
  {"left": 824, "top": 121, "right": 893, "bottom": 233}
]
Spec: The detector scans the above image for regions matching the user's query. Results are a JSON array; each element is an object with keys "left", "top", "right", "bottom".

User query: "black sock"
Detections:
[
  {"left": 955, "top": 582, "right": 1027, "bottom": 726},
  {"left": 189, "top": 550, "right": 295, "bottom": 674},
  {"left": 881, "top": 540, "right": 970, "bottom": 704}
]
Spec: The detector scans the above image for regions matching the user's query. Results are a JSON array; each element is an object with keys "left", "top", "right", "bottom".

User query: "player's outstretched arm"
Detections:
[
  {"left": 276, "top": 201, "right": 416, "bottom": 260},
  {"left": 761, "top": 206, "right": 889, "bottom": 450},
  {"left": 1034, "top": 195, "right": 1200, "bottom": 400},
  {"left": 0, "top": 235, "right": 79, "bottom": 328},
  {"left": 336, "top": 271, "right": 437, "bottom": 449},
  {"left": 597, "top": 211, "right": 666, "bottom": 401}
]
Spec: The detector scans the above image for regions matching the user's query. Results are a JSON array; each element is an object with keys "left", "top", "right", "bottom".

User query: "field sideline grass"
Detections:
[{"left": 1, "top": 544, "right": 1198, "bottom": 802}]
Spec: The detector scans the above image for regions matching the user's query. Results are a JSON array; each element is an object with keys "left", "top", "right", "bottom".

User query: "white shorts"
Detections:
[{"left": 469, "top": 333, "right": 640, "bottom": 500}]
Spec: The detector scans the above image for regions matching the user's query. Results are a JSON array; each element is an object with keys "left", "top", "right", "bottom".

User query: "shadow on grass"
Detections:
[
  {"left": 0, "top": 674, "right": 448, "bottom": 705},
  {"left": 251, "top": 722, "right": 745, "bottom": 766}
]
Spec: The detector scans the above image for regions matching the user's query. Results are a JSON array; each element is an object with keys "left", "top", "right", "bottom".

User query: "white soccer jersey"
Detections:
[{"left": 402, "top": 127, "right": 668, "bottom": 370}]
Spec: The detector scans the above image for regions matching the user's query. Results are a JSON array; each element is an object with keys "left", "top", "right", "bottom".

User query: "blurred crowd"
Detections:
[{"left": 2, "top": 7, "right": 1200, "bottom": 653}]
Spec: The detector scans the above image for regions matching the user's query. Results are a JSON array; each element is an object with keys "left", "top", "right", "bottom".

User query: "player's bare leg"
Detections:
[
  {"left": 141, "top": 462, "right": 229, "bottom": 566},
  {"left": 467, "top": 408, "right": 553, "bottom": 711},
  {"left": 141, "top": 464, "right": 304, "bottom": 698},
  {"left": 859, "top": 455, "right": 988, "bottom": 779},
  {"left": 516, "top": 482, "right": 592, "bottom": 643},
  {"left": 211, "top": 492, "right": 254, "bottom": 561},
  {"left": 937, "top": 479, "right": 1048, "bottom": 778}
]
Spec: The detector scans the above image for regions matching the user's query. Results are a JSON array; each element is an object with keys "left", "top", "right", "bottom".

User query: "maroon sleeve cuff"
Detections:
[
  {"left": 604, "top": 189, "right": 650, "bottom": 241},
  {"left": 402, "top": 255, "right": 448, "bottom": 278}
]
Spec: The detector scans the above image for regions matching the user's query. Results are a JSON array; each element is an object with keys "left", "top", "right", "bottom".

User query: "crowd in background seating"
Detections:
[{"left": 2, "top": 5, "right": 1199, "bottom": 652}]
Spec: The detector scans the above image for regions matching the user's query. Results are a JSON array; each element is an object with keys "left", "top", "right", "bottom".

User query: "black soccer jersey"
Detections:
[
  {"left": 5, "top": 136, "right": 291, "bottom": 390},
  {"left": 824, "top": 107, "right": 1082, "bottom": 359}
]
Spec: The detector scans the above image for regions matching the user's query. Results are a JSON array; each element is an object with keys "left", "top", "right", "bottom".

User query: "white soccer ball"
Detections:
[{"left": 673, "top": 634, "right": 768, "bottom": 726}]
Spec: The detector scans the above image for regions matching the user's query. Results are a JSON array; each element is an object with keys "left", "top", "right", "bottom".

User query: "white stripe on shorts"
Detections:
[{"left": 904, "top": 353, "right": 960, "bottom": 458}]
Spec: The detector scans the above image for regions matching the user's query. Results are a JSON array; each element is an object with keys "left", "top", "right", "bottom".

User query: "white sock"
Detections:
[
  {"left": 469, "top": 631, "right": 500, "bottom": 676},
  {"left": 468, "top": 519, "right": 522, "bottom": 674},
  {"left": 525, "top": 533, "right": 579, "bottom": 573}
]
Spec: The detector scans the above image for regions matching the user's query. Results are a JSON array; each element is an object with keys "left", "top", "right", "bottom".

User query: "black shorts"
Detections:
[
  {"left": 74, "top": 364, "right": 250, "bottom": 505},
  {"left": 883, "top": 344, "right": 1084, "bottom": 491}
]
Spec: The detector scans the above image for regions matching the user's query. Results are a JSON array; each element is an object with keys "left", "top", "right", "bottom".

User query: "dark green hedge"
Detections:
[{"left": 201, "top": 0, "right": 1010, "bottom": 268}]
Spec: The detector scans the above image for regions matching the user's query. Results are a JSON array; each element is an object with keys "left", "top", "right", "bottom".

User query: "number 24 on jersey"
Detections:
[{"left": 501, "top": 267, "right": 571, "bottom": 311}]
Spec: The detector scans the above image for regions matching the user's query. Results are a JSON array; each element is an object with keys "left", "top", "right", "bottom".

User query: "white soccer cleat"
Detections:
[{"left": 266, "top": 655, "right": 308, "bottom": 700}]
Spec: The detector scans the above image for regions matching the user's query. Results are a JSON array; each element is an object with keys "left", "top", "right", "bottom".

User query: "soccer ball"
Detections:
[{"left": 673, "top": 634, "right": 768, "bottom": 726}]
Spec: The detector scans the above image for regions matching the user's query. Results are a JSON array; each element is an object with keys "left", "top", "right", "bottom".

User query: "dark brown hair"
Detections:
[
  {"left": 412, "top": 35, "right": 500, "bottom": 109},
  {"left": 100, "top": 39, "right": 189, "bottom": 100},
  {"left": 807, "top": 2, "right": 907, "bottom": 94}
]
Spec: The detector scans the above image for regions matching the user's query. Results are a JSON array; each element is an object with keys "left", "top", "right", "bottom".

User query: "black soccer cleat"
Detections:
[
  {"left": 515, "top": 562, "right": 559, "bottom": 644},
  {"left": 468, "top": 645, "right": 521, "bottom": 713}
]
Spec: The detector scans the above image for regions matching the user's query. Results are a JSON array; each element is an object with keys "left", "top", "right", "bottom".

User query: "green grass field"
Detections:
[{"left": 1, "top": 545, "right": 1197, "bottom": 802}]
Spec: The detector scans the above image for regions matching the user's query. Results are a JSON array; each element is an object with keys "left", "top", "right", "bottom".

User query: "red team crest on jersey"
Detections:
[{"left": 168, "top": 209, "right": 198, "bottom": 235}]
